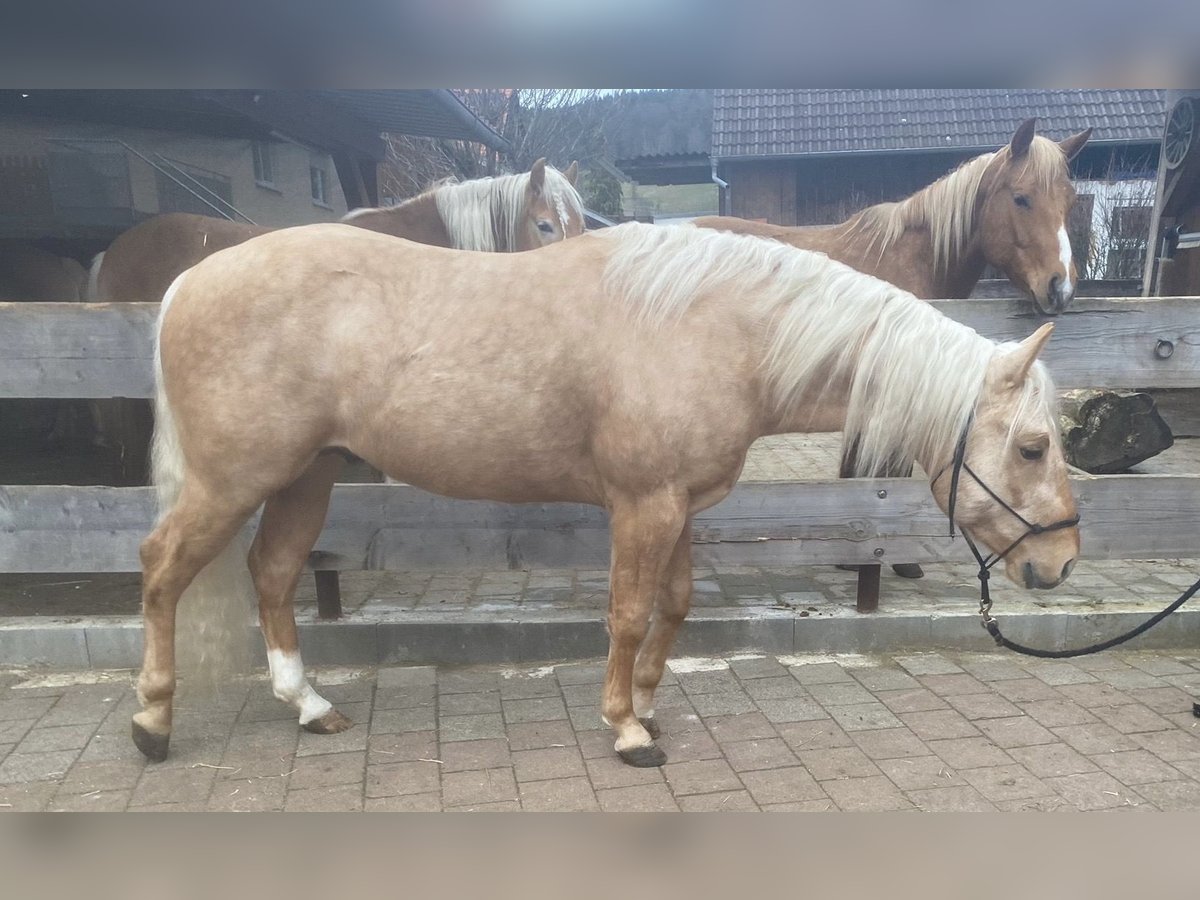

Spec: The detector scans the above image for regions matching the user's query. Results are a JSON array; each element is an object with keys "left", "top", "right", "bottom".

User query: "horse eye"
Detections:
[
  {"left": 1014, "top": 194, "right": 1031, "bottom": 209},
  {"left": 1020, "top": 446, "right": 1044, "bottom": 461},
  {"left": 537, "top": 221, "right": 555, "bottom": 233}
]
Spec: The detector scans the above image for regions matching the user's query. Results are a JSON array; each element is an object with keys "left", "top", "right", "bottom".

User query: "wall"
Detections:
[{"left": 0, "top": 113, "right": 347, "bottom": 233}]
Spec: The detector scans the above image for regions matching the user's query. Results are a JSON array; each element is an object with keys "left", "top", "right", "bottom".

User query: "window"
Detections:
[
  {"left": 1104, "top": 204, "right": 1152, "bottom": 280},
  {"left": 252, "top": 141, "right": 275, "bottom": 187},
  {"left": 310, "top": 164, "right": 329, "bottom": 206}
]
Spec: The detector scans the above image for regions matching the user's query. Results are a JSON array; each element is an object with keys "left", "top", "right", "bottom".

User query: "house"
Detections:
[
  {"left": 0, "top": 90, "right": 507, "bottom": 264},
  {"left": 1144, "top": 90, "right": 1200, "bottom": 295}
]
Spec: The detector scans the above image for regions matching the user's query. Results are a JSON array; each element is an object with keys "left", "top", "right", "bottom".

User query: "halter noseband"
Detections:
[{"left": 932, "top": 417, "right": 1080, "bottom": 633}]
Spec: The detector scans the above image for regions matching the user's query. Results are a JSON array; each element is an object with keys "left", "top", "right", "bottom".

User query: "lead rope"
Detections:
[{"left": 938, "top": 421, "right": 1200, "bottom": 662}]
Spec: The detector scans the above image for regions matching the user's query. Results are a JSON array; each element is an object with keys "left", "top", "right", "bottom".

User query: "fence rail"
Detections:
[{"left": 3, "top": 296, "right": 1200, "bottom": 617}]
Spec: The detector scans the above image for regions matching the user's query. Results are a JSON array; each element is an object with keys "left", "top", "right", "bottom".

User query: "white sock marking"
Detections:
[{"left": 267, "top": 649, "right": 333, "bottom": 724}]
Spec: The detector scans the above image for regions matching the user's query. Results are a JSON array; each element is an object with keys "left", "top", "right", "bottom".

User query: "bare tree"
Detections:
[{"left": 1074, "top": 165, "right": 1157, "bottom": 281}]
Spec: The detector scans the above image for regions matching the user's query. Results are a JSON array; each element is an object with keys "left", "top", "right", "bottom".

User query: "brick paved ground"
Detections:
[{"left": 4, "top": 649, "right": 1200, "bottom": 812}]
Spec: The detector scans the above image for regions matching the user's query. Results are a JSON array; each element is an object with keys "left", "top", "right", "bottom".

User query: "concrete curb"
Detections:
[{"left": 2, "top": 606, "right": 1199, "bottom": 668}]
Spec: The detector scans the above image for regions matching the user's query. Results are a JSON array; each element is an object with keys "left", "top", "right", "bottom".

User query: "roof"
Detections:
[
  {"left": 712, "top": 89, "right": 1168, "bottom": 160},
  {"left": 315, "top": 90, "right": 508, "bottom": 150}
]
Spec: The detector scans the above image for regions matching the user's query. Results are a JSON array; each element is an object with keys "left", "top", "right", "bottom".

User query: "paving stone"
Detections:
[
  {"left": 511, "top": 746, "right": 586, "bottom": 783},
  {"left": 1090, "top": 750, "right": 1184, "bottom": 785},
  {"left": 502, "top": 696, "right": 568, "bottom": 724},
  {"left": 1017, "top": 699, "right": 1099, "bottom": 728},
  {"left": 1134, "top": 780, "right": 1200, "bottom": 811},
  {"left": 729, "top": 657, "right": 789, "bottom": 680},
  {"left": 439, "top": 739, "right": 511, "bottom": 773},
  {"left": 739, "top": 766, "right": 828, "bottom": 806},
  {"left": 0, "top": 781, "right": 58, "bottom": 811},
  {"left": 561, "top": 683, "right": 600, "bottom": 708},
  {"left": 975, "top": 717, "right": 1058, "bottom": 749},
  {"left": 58, "top": 758, "right": 144, "bottom": 794},
  {"left": 296, "top": 723, "right": 369, "bottom": 757},
  {"left": 372, "top": 707, "right": 437, "bottom": 734},
  {"left": 0, "top": 749, "right": 78, "bottom": 785},
  {"left": 519, "top": 776, "right": 599, "bottom": 811},
  {"left": 876, "top": 688, "right": 949, "bottom": 714},
  {"left": 823, "top": 775, "right": 913, "bottom": 811},
  {"left": 776, "top": 720, "right": 854, "bottom": 751},
  {"left": 657, "top": 729, "right": 722, "bottom": 763},
  {"left": 893, "top": 654, "right": 963, "bottom": 676},
  {"left": 690, "top": 692, "right": 757, "bottom": 717},
  {"left": 1097, "top": 669, "right": 1168, "bottom": 690},
  {"left": 918, "top": 674, "right": 989, "bottom": 697},
  {"left": 284, "top": 783, "right": 364, "bottom": 811},
  {"left": 850, "top": 728, "right": 929, "bottom": 760},
  {"left": 760, "top": 799, "right": 836, "bottom": 811},
  {"left": 1129, "top": 730, "right": 1200, "bottom": 762},
  {"left": 1006, "top": 743, "right": 1099, "bottom": 778},
  {"left": 849, "top": 667, "right": 920, "bottom": 692},
  {"left": 722, "top": 738, "right": 798, "bottom": 773},
  {"left": 1055, "top": 682, "right": 1135, "bottom": 708},
  {"left": 943, "top": 693, "right": 1023, "bottom": 721},
  {"left": 131, "top": 766, "right": 215, "bottom": 806},
  {"left": 960, "top": 764, "right": 1055, "bottom": 803},
  {"left": 439, "top": 713, "right": 506, "bottom": 742},
  {"left": 899, "top": 710, "right": 980, "bottom": 741},
  {"left": 505, "top": 720, "right": 577, "bottom": 751},
  {"left": 438, "top": 670, "right": 500, "bottom": 694},
  {"left": 755, "top": 697, "right": 826, "bottom": 724},
  {"left": 1089, "top": 704, "right": 1175, "bottom": 734},
  {"left": 705, "top": 712, "right": 776, "bottom": 744},
  {"left": 0, "top": 719, "right": 36, "bottom": 744},
  {"left": 826, "top": 703, "right": 902, "bottom": 732},
  {"left": 366, "top": 760, "right": 441, "bottom": 798},
  {"left": 577, "top": 729, "right": 617, "bottom": 760},
  {"left": 807, "top": 681, "right": 876, "bottom": 707},
  {"left": 554, "top": 663, "right": 607, "bottom": 686},
  {"left": 787, "top": 663, "right": 853, "bottom": 685},
  {"left": 286, "top": 751, "right": 365, "bottom": 791},
  {"left": 442, "top": 767, "right": 518, "bottom": 806},
  {"left": 678, "top": 790, "right": 759, "bottom": 811},
  {"left": 990, "top": 679, "right": 1063, "bottom": 703},
  {"left": 953, "top": 656, "right": 1029, "bottom": 682},
  {"left": 927, "top": 737, "right": 1014, "bottom": 770},
  {"left": 677, "top": 671, "right": 742, "bottom": 695},
  {"left": 206, "top": 778, "right": 287, "bottom": 812},
  {"left": 1045, "top": 772, "right": 1147, "bottom": 810},
  {"left": 1019, "top": 661, "right": 1096, "bottom": 686},
  {"left": 445, "top": 800, "right": 521, "bottom": 812},
  {"left": 499, "top": 676, "right": 562, "bottom": 701},
  {"left": 878, "top": 756, "right": 965, "bottom": 791},
  {"left": 366, "top": 731, "right": 438, "bottom": 766},
  {"left": 0, "top": 697, "right": 57, "bottom": 722},
  {"left": 799, "top": 746, "right": 881, "bottom": 781},
  {"left": 365, "top": 792, "right": 443, "bottom": 811},
  {"left": 744, "top": 677, "right": 810, "bottom": 701},
  {"left": 665, "top": 758, "right": 743, "bottom": 796},
  {"left": 51, "top": 789, "right": 133, "bottom": 812},
  {"left": 439, "top": 691, "right": 502, "bottom": 716},
  {"left": 373, "top": 686, "right": 437, "bottom": 710},
  {"left": 585, "top": 755, "right": 665, "bottom": 791},
  {"left": 1052, "top": 722, "right": 1142, "bottom": 755},
  {"left": 1124, "top": 686, "right": 1195, "bottom": 715},
  {"left": 596, "top": 783, "right": 679, "bottom": 812},
  {"left": 376, "top": 666, "right": 437, "bottom": 688},
  {"left": 906, "top": 785, "right": 996, "bottom": 811}
]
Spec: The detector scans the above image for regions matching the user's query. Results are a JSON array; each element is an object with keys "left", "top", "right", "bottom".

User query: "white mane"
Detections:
[
  {"left": 600, "top": 223, "right": 1057, "bottom": 476},
  {"left": 434, "top": 166, "right": 584, "bottom": 252}
]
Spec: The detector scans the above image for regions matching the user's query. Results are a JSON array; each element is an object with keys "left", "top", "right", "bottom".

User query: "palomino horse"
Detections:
[
  {"left": 696, "top": 119, "right": 1090, "bottom": 578},
  {"left": 133, "top": 223, "right": 1079, "bottom": 767},
  {"left": 695, "top": 119, "right": 1090, "bottom": 315},
  {"left": 90, "top": 158, "right": 583, "bottom": 303}
]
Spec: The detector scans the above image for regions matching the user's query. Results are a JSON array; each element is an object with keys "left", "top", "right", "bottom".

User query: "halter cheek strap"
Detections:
[{"left": 932, "top": 419, "right": 1080, "bottom": 636}]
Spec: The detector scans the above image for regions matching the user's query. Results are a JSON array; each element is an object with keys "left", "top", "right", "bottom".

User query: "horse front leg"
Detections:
[
  {"left": 631, "top": 520, "right": 693, "bottom": 740},
  {"left": 602, "top": 491, "right": 688, "bottom": 767}
]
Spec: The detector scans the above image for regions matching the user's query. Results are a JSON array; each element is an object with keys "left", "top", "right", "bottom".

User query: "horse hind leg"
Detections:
[
  {"left": 133, "top": 483, "right": 257, "bottom": 761},
  {"left": 248, "top": 453, "right": 350, "bottom": 735},
  {"left": 631, "top": 520, "right": 693, "bottom": 741}
]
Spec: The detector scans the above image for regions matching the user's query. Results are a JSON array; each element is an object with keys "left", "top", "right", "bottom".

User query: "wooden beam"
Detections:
[
  {"left": 6, "top": 298, "right": 1200, "bottom": 400},
  {"left": 3, "top": 474, "right": 1199, "bottom": 575}
]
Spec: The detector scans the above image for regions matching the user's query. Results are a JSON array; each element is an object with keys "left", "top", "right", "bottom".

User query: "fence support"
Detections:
[{"left": 314, "top": 570, "right": 343, "bottom": 620}]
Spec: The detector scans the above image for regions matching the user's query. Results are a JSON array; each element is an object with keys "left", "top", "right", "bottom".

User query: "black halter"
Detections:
[{"left": 932, "top": 417, "right": 1081, "bottom": 633}]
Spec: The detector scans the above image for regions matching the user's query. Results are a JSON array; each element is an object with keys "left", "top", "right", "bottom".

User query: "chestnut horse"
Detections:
[
  {"left": 695, "top": 119, "right": 1090, "bottom": 315},
  {"left": 134, "top": 223, "right": 1078, "bottom": 768},
  {"left": 90, "top": 159, "right": 583, "bottom": 303},
  {"left": 696, "top": 119, "right": 1090, "bottom": 578}
]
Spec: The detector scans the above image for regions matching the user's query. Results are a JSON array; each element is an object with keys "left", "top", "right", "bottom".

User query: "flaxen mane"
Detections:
[
  {"left": 601, "top": 223, "right": 1057, "bottom": 476},
  {"left": 847, "top": 135, "right": 1070, "bottom": 274}
]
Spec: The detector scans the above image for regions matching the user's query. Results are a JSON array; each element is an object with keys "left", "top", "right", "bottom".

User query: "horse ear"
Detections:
[
  {"left": 1009, "top": 118, "right": 1038, "bottom": 160},
  {"left": 1059, "top": 128, "right": 1092, "bottom": 162},
  {"left": 529, "top": 158, "right": 547, "bottom": 195},
  {"left": 996, "top": 323, "right": 1054, "bottom": 388},
  {"left": 564, "top": 160, "right": 579, "bottom": 186}
]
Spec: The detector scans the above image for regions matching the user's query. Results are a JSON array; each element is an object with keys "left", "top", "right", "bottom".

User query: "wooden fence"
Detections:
[{"left": 3, "top": 296, "right": 1200, "bottom": 617}]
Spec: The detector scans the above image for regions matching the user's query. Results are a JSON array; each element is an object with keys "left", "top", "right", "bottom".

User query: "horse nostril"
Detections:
[
  {"left": 1023, "top": 561, "right": 1035, "bottom": 589},
  {"left": 1061, "top": 559, "right": 1075, "bottom": 581}
]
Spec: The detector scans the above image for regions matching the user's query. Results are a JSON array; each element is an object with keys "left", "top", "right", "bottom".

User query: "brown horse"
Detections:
[
  {"left": 697, "top": 119, "right": 1090, "bottom": 579},
  {"left": 695, "top": 119, "right": 1091, "bottom": 315},
  {"left": 91, "top": 159, "right": 583, "bottom": 303},
  {"left": 133, "top": 222, "right": 1078, "bottom": 768}
]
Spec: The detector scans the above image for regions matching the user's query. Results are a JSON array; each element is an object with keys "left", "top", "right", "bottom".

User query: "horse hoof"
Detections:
[
  {"left": 639, "top": 717, "right": 661, "bottom": 740},
  {"left": 892, "top": 563, "right": 924, "bottom": 579},
  {"left": 618, "top": 743, "right": 667, "bottom": 768},
  {"left": 302, "top": 709, "right": 354, "bottom": 735},
  {"left": 131, "top": 720, "right": 170, "bottom": 762}
]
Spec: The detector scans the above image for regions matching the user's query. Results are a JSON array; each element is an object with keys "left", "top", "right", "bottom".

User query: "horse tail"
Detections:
[
  {"left": 153, "top": 272, "right": 255, "bottom": 694},
  {"left": 86, "top": 251, "right": 105, "bottom": 302}
]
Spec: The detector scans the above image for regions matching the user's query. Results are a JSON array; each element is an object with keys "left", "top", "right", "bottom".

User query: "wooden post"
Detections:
[
  {"left": 856, "top": 565, "right": 881, "bottom": 613},
  {"left": 314, "top": 570, "right": 342, "bottom": 620}
]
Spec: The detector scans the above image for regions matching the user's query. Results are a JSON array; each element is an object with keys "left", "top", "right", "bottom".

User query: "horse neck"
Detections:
[{"left": 345, "top": 195, "right": 452, "bottom": 247}]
